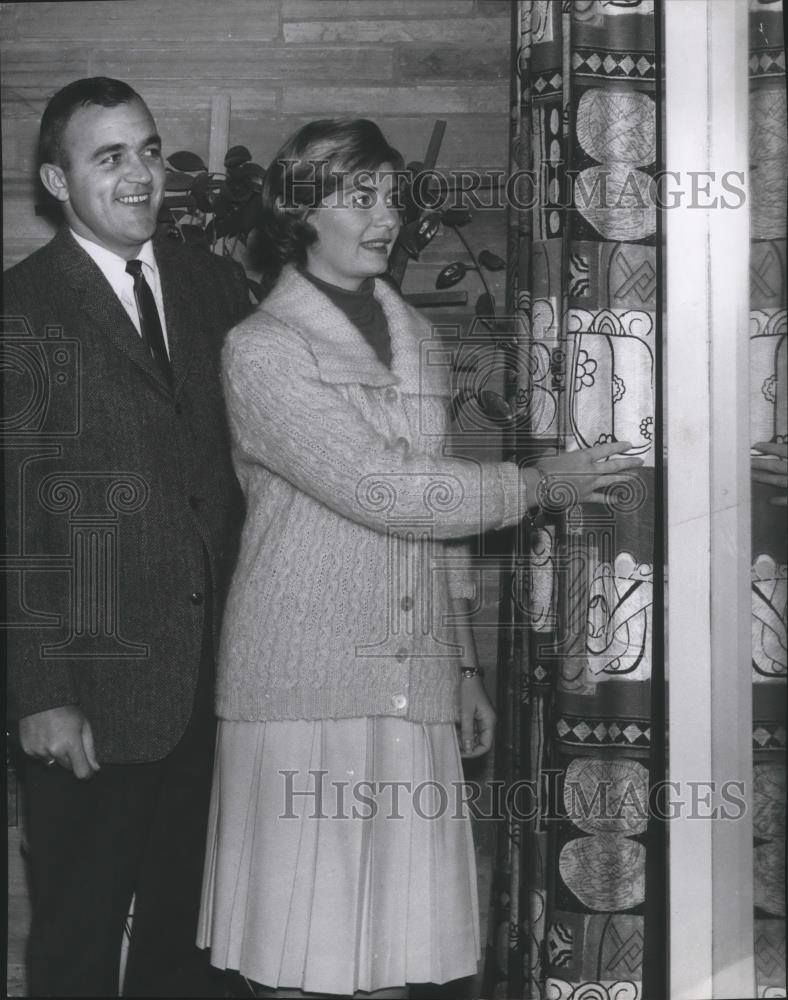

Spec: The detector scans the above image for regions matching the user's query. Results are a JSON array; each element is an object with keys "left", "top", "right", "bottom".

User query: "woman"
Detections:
[{"left": 197, "top": 119, "right": 642, "bottom": 999}]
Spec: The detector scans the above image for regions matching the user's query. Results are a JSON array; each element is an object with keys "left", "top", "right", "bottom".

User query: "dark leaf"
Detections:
[
  {"left": 221, "top": 177, "right": 254, "bottom": 203},
  {"left": 165, "top": 169, "right": 196, "bottom": 191},
  {"left": 235, "top": 161, "right": 266, "bottom": 180},
  {"left": 416, "top": 212, "right": 441, "bottom": 244},
  {"left": 214, "top": 209, "right": 241, "bottom": 238},
  {"left": 190, "top": 172, "right": 213, "bottom": 212},
  {"left": 451, "top": 389, "right": 513, "bottom": 425},
  {"left": 475, "top": 292, "right": 496, "bottom": 316},
  {"left": 179, "top": 224, "right": 211, "bottom": 247},
  {"left": 167, "top": 150, "right": 207, "bottom": 172},
  {"left": 215, "top": 196, "right": 262, "bottom": 238},
  {"left": 397, "top": 221, "right": 423, "bottom": 259},
  {"left": 224, "top": 145, "right": 252, "bottom": 168},
  {"left": 228, "top": 161, "right": 266, "bottom": 191},
  {"left": 479, "top": 389, "right": 514, "bottom": 422},
  {"left": 478, "top": 249, "right": 506, "bottom": 271},
  {"left": 398, "top": 212, "right": 441, "bottom": 259},
  {"left": 436, "top": 261, "right": 467, "bottom": 289},
  {"left": 441, "top": 207, "right": 472, "bottom": 227},
  {"left": 211, "top": 191, "right": 232, "bottom": 219}
]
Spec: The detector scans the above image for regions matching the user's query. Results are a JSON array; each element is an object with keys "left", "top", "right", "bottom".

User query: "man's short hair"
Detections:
[{"left": 39, "top": 77, "right": 144, "bottom": 167}]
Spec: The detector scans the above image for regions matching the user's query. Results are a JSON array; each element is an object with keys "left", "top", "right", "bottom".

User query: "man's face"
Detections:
[{"left": 43, "top": 98, "right": 165, "bottom": 259}]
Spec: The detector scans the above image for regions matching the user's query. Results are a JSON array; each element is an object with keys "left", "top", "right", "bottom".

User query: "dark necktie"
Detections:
[{"left": 125, "top": 259, "right": 171, "bottom": 382}]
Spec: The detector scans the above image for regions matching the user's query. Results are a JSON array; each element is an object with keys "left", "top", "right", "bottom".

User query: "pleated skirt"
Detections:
[{"left": 197, "top": 716, "right": 480, "bottom": 996}]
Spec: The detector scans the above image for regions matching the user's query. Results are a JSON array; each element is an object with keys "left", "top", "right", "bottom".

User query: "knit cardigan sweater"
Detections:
[{"left": 216, "top": 266, "right": 524, "bottom": 723}]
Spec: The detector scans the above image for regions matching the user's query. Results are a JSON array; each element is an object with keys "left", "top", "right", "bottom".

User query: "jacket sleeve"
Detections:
[
  {"left": 223, "top": 320, "right": 526, "bottom": 540},
  {"left": 3, "top": 277, "right": 80, "bottom": 722}
]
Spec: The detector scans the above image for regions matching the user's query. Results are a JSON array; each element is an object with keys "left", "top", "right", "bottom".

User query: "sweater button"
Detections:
[
  {"left": 394, "top": 646, "right": 409, "bottom": 662},
  {"left": 385, "top": 387, "right": 399, "bottom": 403},
  {"left": 190, "top": 591, "right": 204, "bottom": 605},
  {"left": 391, "top": 694, "right": 407, "bottom": 711},
  {"left": 400, "top": 596, "right": 413, "bottom": 611}
]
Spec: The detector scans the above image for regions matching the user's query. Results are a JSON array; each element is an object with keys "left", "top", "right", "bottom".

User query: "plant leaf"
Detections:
[
  {"left": 215, "top": 197, "right": 262, "bottom": 238},
  {"left": 179, "top": 224, "right": 211, "bottom": 247},
  {"left": 228, "top": 161, "right": 265, "bottom": 191},
  {"left": 416, "top": 212, "right": 441, "bottom": 245},
  {"left": 190, "top": 172, "right": 214, "bottom": 212},
  {"left": 224, "top": 145, "right": 252, "bottom": 168},
  {"left": 475, "top": 292, "right": 496, "bottom": 316},
  {"left": 165, "top": 170, "right": 196, "bottom": 191},
  {"left": 478, "top": 249, "right": 506, "bottom": 271},
  {"left": 167, "top": 150, "right": 207, "bottom": 172},
  {"left": 398, "top": 212, "right": 441, "bottom": 259},
  {"left": 235, "top": 161, "right": 266, "bottom": 180},
  {"left": 478, "top": 389, "right": 513, "bottom": 422},
  {"left": 221, "top": 177, "right": 254, "bottom": 203},
  {"left": 397, "top": 220, "right": 423, "bottom": 259},
  {"left": 441, "top": 207, "right": 472, "bottom": 227},
  {"left": 436, "top": 261, "right": 467, "bottom": 289}
]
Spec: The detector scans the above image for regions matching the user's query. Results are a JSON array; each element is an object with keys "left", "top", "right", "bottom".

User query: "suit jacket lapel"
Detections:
[
  {"left": 52, "top": 229, "right": 171, "bottom": 393},
  {"left": 154, "top": 239, "right": 195, "bottom": 398}
]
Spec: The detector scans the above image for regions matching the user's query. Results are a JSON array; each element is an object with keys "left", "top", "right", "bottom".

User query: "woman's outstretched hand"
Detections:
[{"left": 524, "top": 440, "right": 645, "bottom": 511}]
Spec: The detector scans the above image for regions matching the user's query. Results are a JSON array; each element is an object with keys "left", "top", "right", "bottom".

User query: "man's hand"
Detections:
[{"left": 19, "top": 706, "right": 101, "bottom": 780}]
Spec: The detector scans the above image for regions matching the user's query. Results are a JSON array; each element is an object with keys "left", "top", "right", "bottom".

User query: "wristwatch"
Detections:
[{"left": 460, "top": 666, "right": 484, "bottom": 679}]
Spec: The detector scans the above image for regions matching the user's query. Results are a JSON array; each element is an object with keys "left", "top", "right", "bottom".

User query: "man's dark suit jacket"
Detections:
[{"left": 3, "top": 228, "right": 249, "bottom": 762}]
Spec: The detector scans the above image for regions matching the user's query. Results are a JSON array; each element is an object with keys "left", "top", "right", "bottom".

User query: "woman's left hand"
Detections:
[{"left": 459, "top": 674, "right": 496, "bottom": 758}]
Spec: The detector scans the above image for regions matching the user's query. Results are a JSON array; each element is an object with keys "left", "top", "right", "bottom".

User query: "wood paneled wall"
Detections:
[{"left": 1, "top": 0, "right": 511, "bottom": 306}]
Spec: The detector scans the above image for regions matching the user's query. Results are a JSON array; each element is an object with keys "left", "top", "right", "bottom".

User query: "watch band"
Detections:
[{"left": 460, "top": 666, "right": 484, "bottom": 679}]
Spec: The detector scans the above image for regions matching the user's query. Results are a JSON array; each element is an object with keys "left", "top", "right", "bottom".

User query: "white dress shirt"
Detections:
[{"left": 70, "top": 230, "right": 170, "bottom": 355}]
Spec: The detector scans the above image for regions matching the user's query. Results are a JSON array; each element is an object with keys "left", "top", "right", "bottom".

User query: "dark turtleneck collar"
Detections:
[{"left": 298, "top": 267, "right": 392, "bottom": 369}]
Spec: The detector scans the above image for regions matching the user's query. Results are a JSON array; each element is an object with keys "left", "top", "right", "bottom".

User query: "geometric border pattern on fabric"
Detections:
[
  {"left": 749, "top": 48, "right": 787, "bottom": 77},
  {"left": 556, "top": 716, "right": 651, "bottom": 748},
  {"left": 572, "top": 49, "right": 656, "bottom": 78},
  {"left": 753, "top": 724, "right": 788, "bottom": 750}
]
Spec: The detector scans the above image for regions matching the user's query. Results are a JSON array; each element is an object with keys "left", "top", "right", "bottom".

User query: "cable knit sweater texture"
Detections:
[{"left": 216, "top": 266, "right": 524, "bottom": 723}]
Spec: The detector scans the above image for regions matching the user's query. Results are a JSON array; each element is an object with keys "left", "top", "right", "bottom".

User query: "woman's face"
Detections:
[{"left": 305, "top": 162, "right": 401, "bottom": 291}]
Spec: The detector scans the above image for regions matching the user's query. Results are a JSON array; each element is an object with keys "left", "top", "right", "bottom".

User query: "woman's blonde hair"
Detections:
[{"left": 257, "top": 118, "right": 404, "bottom": 278}]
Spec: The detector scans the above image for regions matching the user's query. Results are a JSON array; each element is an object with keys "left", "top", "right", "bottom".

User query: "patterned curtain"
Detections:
[
  {"left": 484, "top": 3, "right": 660, "bottom": 998},
  {"left": 749, "top": 2, "right": 786, "bottom": 997}
]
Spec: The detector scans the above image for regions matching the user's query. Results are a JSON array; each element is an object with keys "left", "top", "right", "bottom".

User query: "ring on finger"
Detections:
[{"left": 44, "top": 757, "right": 57, "bottom": 768}]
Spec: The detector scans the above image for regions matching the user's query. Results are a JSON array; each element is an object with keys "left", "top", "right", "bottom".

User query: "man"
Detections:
[{"left": 3, "top": 78, "right": 249, "bottom": 996}]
